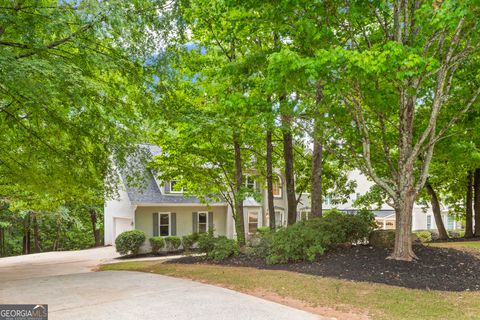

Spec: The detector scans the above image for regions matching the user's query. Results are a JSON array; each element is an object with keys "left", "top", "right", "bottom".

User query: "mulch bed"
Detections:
[
  {"left": 169, "top": 245, "right": 480, "bottom": 292},
  {"left": 116, "top": 250, "right": 190, "bottom": 260}
]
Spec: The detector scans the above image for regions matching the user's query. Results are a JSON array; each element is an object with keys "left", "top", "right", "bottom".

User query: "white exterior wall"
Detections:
[{"left": 104, "top": 187, "right": 136, "bottom": 245}]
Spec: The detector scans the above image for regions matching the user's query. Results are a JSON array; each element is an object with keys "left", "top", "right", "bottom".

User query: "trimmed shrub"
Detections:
[
  {"left": 209, "top": 236, "right": 238, "bottom": 261},
  {"left": 369, "top": 230, "right": 396, "bottom": 248},
  {"left": 164, "top": 236, "right": 182, "bottom": 251},
  {"left": 115, "top": 230, "right": 146, "bottom": 256},
  {"left": 448, "top": 229, "right": 465, "bottom": 238},
  {"left": 198, "top": 231, "right": 238, "bottom": 261},
  {"left": 149, "top": 237, "right": 165, "bottom": 254},
  {"left": 267, "top": 210, "right": 375, "bottom": 264},
  {"left": 248, "top": 228, "right": 274, "bottom": 258},
  {"left": 182, "top": 233, "right": 200, "bottom": 251},
  {"left": 256, "top": 226, "right": 271, "bottom": 235},
  {"left": 198, "top": 230, "right": 216, "bottom": 253},
  {"left": 369, "top": 230, "right": 420, "bottom": 248},
  {"left": 415, "top": 230, "right": 433, "bottom": 243}
]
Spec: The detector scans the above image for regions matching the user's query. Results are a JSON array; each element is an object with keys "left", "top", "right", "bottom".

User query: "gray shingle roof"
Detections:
[{"left": 120, "top": 144, "right": 223, "bottom": 205}]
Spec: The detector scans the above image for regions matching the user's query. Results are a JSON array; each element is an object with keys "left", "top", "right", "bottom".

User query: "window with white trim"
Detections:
[
  {"left": 159, "top": 213, "right": 170, "bottom": 236},
  {"left": 272, "top": 177, "right": 282, "bottom": 197},
  {"left": 248, "top": 211, "right": 259, "bottom": 234},
  {"left": 323, "top": 194, "right": 332, "bottom": 206},
  {"left": 170, "top": 180, "right": 184, "bottom": 193},
  {"left": 275, "top": 211, "right": 284, "bottom": 227},
  {"left": 300, "top": 210, "right": 310, "bottom": 221},
  {"left": 245, "top": 175, "right": 256, "bottom": 190},
  {"left": 426, "top": 215, "right": 432, "bottom": 230},
  {"left": 197, "top": 212, "right": 208, "bottom": 233},
  {"left": 447, "top": 215, "right": 454, "bottom": 230}
]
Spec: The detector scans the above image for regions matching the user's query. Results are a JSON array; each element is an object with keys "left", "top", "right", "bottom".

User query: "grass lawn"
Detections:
[
  {"left": 101, "top": 261, "right": 480, "bottom": 320},
  {"left": 428, "top": 241, "right": 480, "bottom": 251}
]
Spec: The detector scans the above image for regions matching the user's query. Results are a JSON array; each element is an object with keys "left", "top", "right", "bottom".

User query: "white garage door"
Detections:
[{"left": 114, "top": 218, "right": 133, "bottom": 241}]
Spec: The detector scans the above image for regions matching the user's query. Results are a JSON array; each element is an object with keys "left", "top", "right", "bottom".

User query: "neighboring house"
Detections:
[{"left": 104, "top": 147, "right": 461, "bottom": 248}]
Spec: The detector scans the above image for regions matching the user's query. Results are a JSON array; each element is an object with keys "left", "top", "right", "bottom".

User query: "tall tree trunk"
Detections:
[
  {"left": 390, "top": 91, "right": 417, "bottom": 261},
  {"left": 474, "top": 168, "right": 480, "bottom": 237},
  {"left": 32, "top": 212, "right": 41, "bottom": 253},
  {"left": 282, "top": 114, "right": 297, "bottom": 225},
  {"left": 391, "top": 190, "right": 417, "bottom": 260},
  {"left": 23, "top": 213, "right": 30, "bottom": 255},
  {"left": 465, "top": 170, "right": 474, "bottom": 238},
  {"left": 233, "top": 135, "right": 246, "bottom": 246},
  {"left": 90, "top": 208, "right": 101, "bottom": 247},
  {"left": 425, "top": 180, "right": 449, "bottom": 240},
  {"left": 266, "top": 130, "right": 276, "bottom": 229},
  {"left": 311, "top": 83, "right": 324, "bottom": 218}
]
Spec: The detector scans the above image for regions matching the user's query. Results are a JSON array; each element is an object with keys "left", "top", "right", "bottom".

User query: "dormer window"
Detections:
[
  {"left": 170, "top": 180, "right": 184, "bottom": 193},
  {"left": 272, "top": 177, "right": 282, "bottom": 198}
]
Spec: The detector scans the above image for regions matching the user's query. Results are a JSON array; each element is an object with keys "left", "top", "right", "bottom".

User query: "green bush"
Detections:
[
  {"left": 248, "top": 228, "right": 274, "bottom": 258},
  {"left": 198, "top": 231, "right": 238, "bottom": 261},
  {"left": 267, "top": 210, "right": 375, "bottom": 264},
  {"left": 256, "top": 226, "right": 271, "bottom": 235},
  {"left": 369, "top": 230, "right": 396, "bottom": 248},
  {"left": 448, "top": 229, "right": 465, "bottom": 238},
  {"left": 209, "top": 236, "right": 238, "bottom": 261},
  {"left": 198, "top": 230, "right": 216, "bottom": 253},
  {"left": 149, "top": 236, "right": 165, "bottom": 253},
  {"left": 182, "top": 233, "right": 200, "bottom": 251},
  {"left": 164, "top": 236, "right": 182, "bottom": 251},
  {"left": 115, "top": 230, "right": 146, "bottom": 256},
  {"left": 415, "top": 230, "right": 433, "bottom": 243}
]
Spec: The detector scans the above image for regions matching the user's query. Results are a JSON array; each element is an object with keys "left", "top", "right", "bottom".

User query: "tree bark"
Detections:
[
  {"left": 282, "top": 114, "right": 297, "bottom": 225},
  {"left": 474, "top": 168, "right": 480, "bottom": 237},
  {"left": 425, "top": 180, "right": 449, "bottom": 240},
  {"left": 22, "top": 213, "right": 30, "bottom": 255},
  {"left": 32, "top": 212, "right": 41, "bottom": 253},
  {"left": 390, "top": 190, "right": 417, "bottom": 261},
  {"left": 90, "top": 208, "right": 101, "bottom": 247},
  {"left": 233, "top": 135, "right": 246, "bottom": 246},
  {"left": 311, "top": 83, "right": 324, "bottom": 218},
  {"left": 465, "top": 170, "right": 474, "bottom": 238},
  {"left": 266, "top": 130, "right": 276, "bottom": 229},
  {"left": 389, "top": 88, "right": 417, "bottom": 261}
]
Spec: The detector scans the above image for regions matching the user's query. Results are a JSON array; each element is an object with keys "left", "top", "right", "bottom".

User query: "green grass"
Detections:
[
  {"left": 101, "top": 261, "right": 480, "bottom": 320},
  {"left": 428, "top": 241, "right": 480, "bottom": 250}
]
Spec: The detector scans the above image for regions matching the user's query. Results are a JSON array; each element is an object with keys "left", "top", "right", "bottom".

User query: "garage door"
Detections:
[{"left": 114, "top": 218, "right": 133, "bottom": 241}]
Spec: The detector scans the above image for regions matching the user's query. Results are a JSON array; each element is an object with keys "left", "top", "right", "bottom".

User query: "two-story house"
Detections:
[
  {"left": 104, "top": 145, "right": 462, "bottom": 247},
  {"left": 104, "top": 145, "right": 303, "bottom": 246}
]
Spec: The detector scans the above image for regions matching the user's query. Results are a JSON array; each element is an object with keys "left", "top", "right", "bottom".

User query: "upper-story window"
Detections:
[
  {"left": 272, "top": 177, "right": 282, "bottom": 197},
  {"left": 170, "top": 180, "right": 184, "bottom": 193},
  {"left": 245, "top": 176, "right": 256, "bottom": 190}
]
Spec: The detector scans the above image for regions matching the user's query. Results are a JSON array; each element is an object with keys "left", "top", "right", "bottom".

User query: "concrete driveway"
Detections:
[{"left": 0, "top": 248, "right": 320, "bottom": 320}]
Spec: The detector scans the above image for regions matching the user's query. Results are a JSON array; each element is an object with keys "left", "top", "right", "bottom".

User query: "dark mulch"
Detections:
[
  {"left": 169, "top": 245, "right": 480, "bottom": 292},
  {"left": 116, "top": 250, "right": 191, "bottom": 260}
]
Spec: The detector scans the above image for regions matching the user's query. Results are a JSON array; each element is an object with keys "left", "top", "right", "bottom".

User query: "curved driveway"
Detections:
[{"left": 0, "top": 248, "right": 320, "bottom": 320}]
